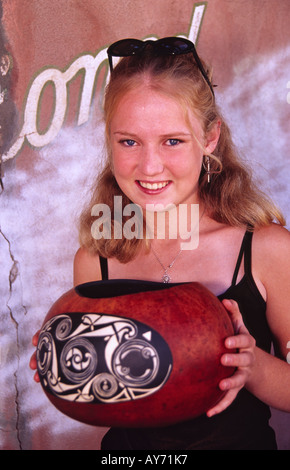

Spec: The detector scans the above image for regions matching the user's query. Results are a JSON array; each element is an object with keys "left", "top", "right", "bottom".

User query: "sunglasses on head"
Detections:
[{"left": 107, "top": 36, "right": 215, "bottom": 96}]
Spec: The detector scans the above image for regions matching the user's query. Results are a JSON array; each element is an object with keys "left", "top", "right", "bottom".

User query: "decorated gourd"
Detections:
[{"left": 36, "top": 280, "right": 235, "bottom": 427}]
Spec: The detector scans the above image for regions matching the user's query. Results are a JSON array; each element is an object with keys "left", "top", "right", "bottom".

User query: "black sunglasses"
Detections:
[{"left": 107, "top": 37, "right": 215, "bottom": 96}]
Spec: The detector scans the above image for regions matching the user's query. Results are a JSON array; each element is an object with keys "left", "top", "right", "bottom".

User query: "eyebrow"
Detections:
[
  {"left": 113, "top": 131, "right": 192, "bottom": 138},
  {"left": 113, "top": 132, "right": 139, "bottom": 138}
]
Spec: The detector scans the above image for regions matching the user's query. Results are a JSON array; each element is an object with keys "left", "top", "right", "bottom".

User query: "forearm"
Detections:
[
  {"left": 246, "top": 346, "right": 290, "bottom": 412},
  {"left": 208, "top": 298, "right": 290, "bottom": 418}
]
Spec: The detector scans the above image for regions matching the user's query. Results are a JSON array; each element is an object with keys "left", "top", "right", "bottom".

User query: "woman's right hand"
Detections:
[{"left": 29, "top": 331, "right": 40, "bottom": 383}]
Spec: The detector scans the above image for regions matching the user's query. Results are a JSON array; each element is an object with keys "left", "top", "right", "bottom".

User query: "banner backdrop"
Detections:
[{"left": 0, "top": 0, "right": 289, "bottom": 450}]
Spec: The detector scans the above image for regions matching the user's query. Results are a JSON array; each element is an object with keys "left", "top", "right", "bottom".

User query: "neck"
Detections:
[{"left": 144, "top": 202, "right": 204, "bottom": 244}]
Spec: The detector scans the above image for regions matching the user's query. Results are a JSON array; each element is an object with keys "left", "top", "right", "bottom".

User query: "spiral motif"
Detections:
[
  {"left": 60, "top": 337, "right": 97, "bottom": 383},
  {"left": 55, "top": 317, "right": 72, "bottom": 340},
  {"left": 37, "top": 332, "right": 53, "bottom": 376},
  {"left": 113, "top": 339, "right": 159, "bottom": 387},
  {"left": 92, "top": 373, "right": 118, "bottom": 399},
  {"left": 37, "top": 312, "right": 172, "bottom": 404}
]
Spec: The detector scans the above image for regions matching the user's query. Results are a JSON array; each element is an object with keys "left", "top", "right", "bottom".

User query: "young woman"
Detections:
[{"left": 32, "top": 38, "right": 290, "bottom": 450}]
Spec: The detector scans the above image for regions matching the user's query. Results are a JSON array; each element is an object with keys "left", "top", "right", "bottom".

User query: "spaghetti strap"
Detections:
[
  {"left": 231, "top": 231, "right": 253, "bottom": 286},
  {"left": 243, "top": 231, "right": 254, "bottom": 276},
  {"left": 99, "top": 256, "right": 109, "bottom": 280},
  {"left": 100, "top": 233, "right": 254, "bottom": 285}
]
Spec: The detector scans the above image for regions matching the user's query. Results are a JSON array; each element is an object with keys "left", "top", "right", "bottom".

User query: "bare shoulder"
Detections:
[
  {"left": 253, "top": 224, "right": 290, "bottom": 356},
  {"left": 253, "top": 223, "right": 290, "bottom": 258},
  {"left": 73, "top": 247, "right": 102, "bottom": 286},
  {"left": 253, "top": 223, "right": 290, "bottom": 286}
]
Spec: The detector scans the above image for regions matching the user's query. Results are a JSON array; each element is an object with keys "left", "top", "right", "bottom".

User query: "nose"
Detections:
[{"left": 138, "top": 145, "right": 164, "bottom": 176}]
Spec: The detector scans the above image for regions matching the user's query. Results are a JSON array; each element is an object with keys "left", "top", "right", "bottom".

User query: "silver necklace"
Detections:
[
  {"left": 150, "top": 206, "right": 205, "bottom": 283},
  {"left": 151, "top": 245, "right": 182, "bottom": 283}
]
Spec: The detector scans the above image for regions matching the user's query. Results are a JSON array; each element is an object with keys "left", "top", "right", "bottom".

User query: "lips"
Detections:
[{"left": 138, "top": 180, "right": 170, "bottom": 191}]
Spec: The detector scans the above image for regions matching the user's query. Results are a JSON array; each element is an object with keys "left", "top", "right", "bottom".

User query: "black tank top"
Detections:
[{"left": 100, "top": 231, "right": 277, "bottom": 450}]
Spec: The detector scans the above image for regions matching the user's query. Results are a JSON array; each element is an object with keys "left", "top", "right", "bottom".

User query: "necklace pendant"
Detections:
[{"left": 162, "top": 272, "right": 171, "bottom": 283}]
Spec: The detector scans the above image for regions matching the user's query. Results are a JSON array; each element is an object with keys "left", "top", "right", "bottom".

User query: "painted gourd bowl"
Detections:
[{"left": 36, "top": 280, "right": 235, "bottom": 427}]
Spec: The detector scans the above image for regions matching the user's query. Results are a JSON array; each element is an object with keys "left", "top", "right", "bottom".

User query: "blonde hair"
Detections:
[{"left": 79, "top": 48, "right": 285, "bottom": 262}]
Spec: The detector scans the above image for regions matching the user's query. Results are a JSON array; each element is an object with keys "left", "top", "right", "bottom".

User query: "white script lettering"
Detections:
[{"left": 3, "top": 2, "right": 207, "bottom": 161}]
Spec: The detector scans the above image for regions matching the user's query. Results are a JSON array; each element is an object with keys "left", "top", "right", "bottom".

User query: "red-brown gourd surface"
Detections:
[{"left": 36, "top": 281, "right": 235, "bottom": 427}]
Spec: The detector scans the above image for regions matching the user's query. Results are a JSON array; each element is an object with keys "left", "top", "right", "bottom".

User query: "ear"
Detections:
[{"left": 204, "top": 120, "right": 221, "bottom": 154}]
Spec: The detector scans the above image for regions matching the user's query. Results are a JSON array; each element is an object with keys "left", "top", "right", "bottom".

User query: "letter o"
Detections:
[{"left": 23, "top": 68, "right": 67, "bottom": 147}]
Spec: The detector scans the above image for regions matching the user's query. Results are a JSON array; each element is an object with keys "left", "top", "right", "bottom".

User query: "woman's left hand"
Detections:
[{"left": 206, "top": 298, "right": 256, "bottom": 417}]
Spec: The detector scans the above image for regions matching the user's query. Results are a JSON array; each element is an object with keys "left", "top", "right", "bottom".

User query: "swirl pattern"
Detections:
[{"left": 37, "top": 312, "right": 172, "bottom": 404}]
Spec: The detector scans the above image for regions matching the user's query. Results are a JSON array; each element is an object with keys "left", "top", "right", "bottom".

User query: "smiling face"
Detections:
[{"left": 109, "top": 83, "right": 218, "bottom": 211}]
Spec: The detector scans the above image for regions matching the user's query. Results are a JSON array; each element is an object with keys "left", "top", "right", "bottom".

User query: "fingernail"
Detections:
[
  {"left": 223, "top": 354, "right": 232, "bottom": 365},
  {"left": 220, "top": 379, "right": 230, "bottom": 390},
  {"left": 226, "top": 338, "right": 234, "bottom": 348}
]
